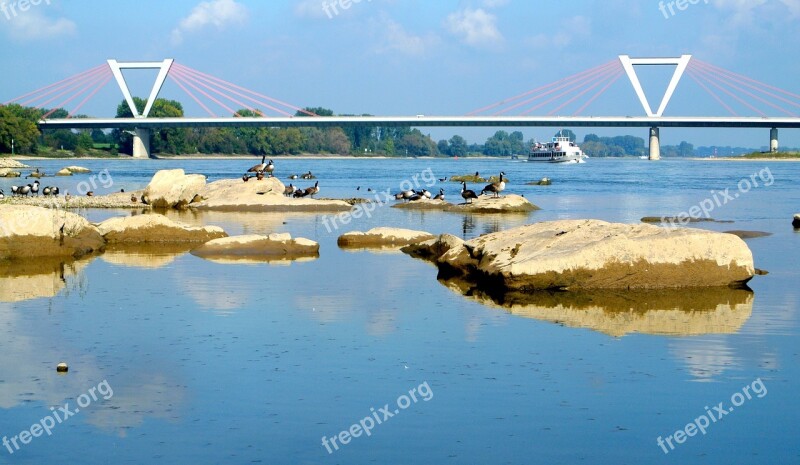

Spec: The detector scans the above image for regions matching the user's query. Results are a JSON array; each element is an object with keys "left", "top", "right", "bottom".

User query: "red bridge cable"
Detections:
[
  {"left": 168, "top": 74, "right": 218, "bottom": 117},
  {"left": 686, "top": 70, "right": 738, "bottom": 116},
  {"left": 171, "top": 68, "right": 266, "bottom": 117},
  {"left": 4, "top": 64, "right": 107, "bottom": 106},
  {"left": 548, "top": 67, "right": 622, "bottom": 116},
  {"left": 693, "top": 59, "right": 800, "bottom": 102},
  {"left": 467, "top": 59, "right": 620, "bottom": 115},
  {"left": 69, "top": 74, "right": 113, "bottom": 118},
  {"left": 174, "top": 63, "right": 318, "bottom": 117},
  {"left": 687, "top": 69, "right": 766, "bottom": 117},
  {"left": 690, "top": 65, "right": 796, "bottom": 116},
  {"left": 31, "top": 67, "right": 110, "bottom": 111},
  {"left": 573, "top": 70, "right": 624, "bottom": 116},
  {"left": 42, "top": 70, "right": 112, "bottom": 119},
  {"left": 515, "top": 64, "right": 619, "bottom": 116},
  {"left": 169, "top": 71, "right": 239, "bottom": 116},
  {"left": 690, "top": 61, "right": 800, "bottom": 110},
  {"left": 174, "top": 65, "right": 293, "bottom": 117},
  {"left": 494, "top": 61, "right": 619, "bottom": 116}
]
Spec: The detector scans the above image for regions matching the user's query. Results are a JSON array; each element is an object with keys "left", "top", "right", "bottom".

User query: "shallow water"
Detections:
[{"left": 1, "top": 157, "right": 798, "bottom": 464}]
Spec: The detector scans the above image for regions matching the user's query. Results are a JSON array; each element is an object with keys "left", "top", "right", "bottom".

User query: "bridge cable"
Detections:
[
  {"left": 3, "top": 64, "right": 107, "bottom": 106},
  {"left": 689, "top": 64, "right": 795, "bottom": 116},
  {"left": 548, "top": 66, "right": 624, "bottom": 116},
  {"left": 518, "top": 63, "right": 620, "bottom": 116},
  {"left": 69, "top": 73, "right": 114, "bottom": 118},
  {"left": 686, "top": 68, "right": 767, "bottom": 117},
  {"left": 691, "top": 61, "right": 800, "bottom": 112},
  {"left": 685, "top": 70, "right": 738, "bottom": 116},
  {"left": 572, "top": 69, "right": 625, "bottom": 116},
  {"left": 168, "top": 74, "right": 218, "bottom": 117},
  {"left": 168, "top": 71, "right": 240, "bottom": 116},
  {"left": 171, "top": 67, "right": 268, "bottom": 117},
  {"left": 42, "top": 69, "right": 112, "bottom": 119}
]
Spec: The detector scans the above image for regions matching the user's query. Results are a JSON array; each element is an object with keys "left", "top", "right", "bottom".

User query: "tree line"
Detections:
[{"left": 0, "top": 99, "right": 696, "bottom": 157}]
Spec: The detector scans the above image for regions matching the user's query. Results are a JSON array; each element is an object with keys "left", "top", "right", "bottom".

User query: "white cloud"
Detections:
[
  {"left": 482, "top": 0, "right": 509, "bottom": 7},
  {"left": 294, "top": 0, "right": 328, "bottom": 19},
  {"left": 444, "top": 7, "right": 503, "bottom": 48},
  {"left": 3, "top": 7, "right": 76, "bottom": 41},
  {"left": 371, "top": 16, "right": 439, "bottom": 56},
  {"left": 171, "top": 0, "right": 248, "bottom": 46},
  {"left": 527, "top": 15, "right": 591, "bottom": 50}
]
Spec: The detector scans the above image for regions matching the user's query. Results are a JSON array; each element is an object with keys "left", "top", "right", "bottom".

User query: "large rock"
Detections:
[
  {"left": 338, "top": 227, "right": 435, "bottom": 248},
  {"left": 96, "top": 214, "right": 227, "bottom": 243},
  {"left": 55, "top": 168, "right": 73, "bottom": 176},
  {"left": 63, "top": 166, "right": 91, "bottom": 174},
  {"left": 0, "top": 205, "right": 105, "bottom": 259},
  {"left": 794, "top": 214, "right": 800, "bottom": 228},
  {"left": 0, "top": 159, "right": 29, "bottom": 169},
  {"left": 143, "top": 169, "right": 207, "bottom": 209},
  {"left": 406, "top": 220, "right": 754, "bottom": 292},
  {"left": 192, "top": 178, "right": 351, "bottom": 212},
  {"left": 191, "top": 233, "right": 319, "bottom": 262},
  {"left": 445, "top": 194, "right": 538, "bottom": 213}
]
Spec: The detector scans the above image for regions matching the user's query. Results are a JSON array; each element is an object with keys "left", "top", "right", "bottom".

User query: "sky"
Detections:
[{"left": 1, "top": 0, "right": 799, "bottom": 148}]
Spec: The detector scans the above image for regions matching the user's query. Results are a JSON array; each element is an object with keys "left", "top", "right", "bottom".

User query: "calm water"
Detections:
[{"left": 1, "top": 157, "right": 798, "bottom": 464}]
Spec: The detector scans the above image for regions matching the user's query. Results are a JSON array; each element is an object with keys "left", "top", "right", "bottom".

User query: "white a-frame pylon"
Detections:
[
  {"left": 107, "top": 59, "right": 174, "bottom": 118},
  {"left": 619, "top": 55, "right": 691, "bottom": 117}
]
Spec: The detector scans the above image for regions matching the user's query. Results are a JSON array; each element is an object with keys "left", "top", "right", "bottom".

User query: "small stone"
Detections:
[{"left": 56, "top": 362, "right": 68, "bottom": 373}]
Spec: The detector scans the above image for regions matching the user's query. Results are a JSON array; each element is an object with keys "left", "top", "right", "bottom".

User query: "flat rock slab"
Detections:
[
  {"left": 0, "top": 159, "right": 29, "bottom": 169},
  {"left": 406, "top": 220, "right": 754, "bottom": 292},
  {"left": 338, "top": 227, "right": 435, "bottom": 249},
  {"left": 392, "top": 199, "right": 451, "bottom": 210},
  {"left": 0, "top": 205, "right": 105, "bottom": 259},
  {"left": 192, "top": 178, "right": 352, "bottom": 212},
  {"left": 445, "top": 195, "right": 538, "bottom": 213},
  {"left": 191, "top": 233, "right": 320, "bottom": 262},
  {"left": 5, "top": 190, "right": 149, "bottom": 209},
  {"left": 63, "top": 166, "right": 92, "bottom": 174},
  {"left": 96, "top": 214, "right": 227, "bottom": 244}
]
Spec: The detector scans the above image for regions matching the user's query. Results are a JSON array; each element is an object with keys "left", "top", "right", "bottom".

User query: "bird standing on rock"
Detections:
[
  {"left": 461, "top": 182, "right": 478, "bottom": 204},
  {"left": 264, "top": 159, "right": 275, "bottom": 177},
  {"left": 481, "top": 172, "right": 506, "bottom": 198},
  {"left": 433, "top": 188, "right": 445, "bottom": 201},
  {"left": 248, "top": 155, "right": 267, "bottom": 174},
  {"left": 284, "top": 184, "right": 296, "bottom": 197}
]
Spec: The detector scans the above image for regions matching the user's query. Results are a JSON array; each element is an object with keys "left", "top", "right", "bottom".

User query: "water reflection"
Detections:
[
  {"left": 100, "top": 244, "right": 195, "bottom": 269},
  {"left": 0, "top": 257, "right": 94, "bottom": 303},
  {"left": 441, "top": 277, "right": 754, "bottom": 337}
]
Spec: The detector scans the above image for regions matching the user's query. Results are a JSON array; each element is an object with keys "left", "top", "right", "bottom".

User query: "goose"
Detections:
[
  {"left": 301, "top": 171, "right": 314, "bottom": 180},
  {"left": 481, "top": 171, "right": 506, "bottom": 198},
  {"left": 461, "top": 182, "right": 478, "bottom": 204},
  {"left": 264, "top": 159, "right": 275, "bottom": 177},
  {"left": 293, "top": 188, "right": 309, "bottom": 198},
  {"left": 86, "top": 191, "right": 94, "bottom": 197},
  {"left": 42, "top": 186, "right": 52, "bottom": 196},
  {"left": 31, "top": 180, "right": 40, "bottom": 196},
  {"left": 0, "top": 189, "right": 4, "bottom": 200},
  {"left": 242, "top": 173, "right": 251, "bottom": 182},
  {"left": 304, "top": 181, "right": 320, "bottom": 198},
  {"left": 131, "top": 194, "right": 138, "bottom": 203},
  {"left": 248, "top": 155, "right": 267, "bottom": 173},
  {"left": 19, "top": 184, "right": 32, "bottom": 196},
  {"left": 51, "top": 187, "right": 60, "bottom": 196},
  {"left": 433, "top": 188, "right": 445, "bottom": 201},
  {"left": 422, "top": 189, "right": 432, "bottom": 199},
  {"left": 289, "top": 174, "right": 298, "bottom": 180},
  {"left": 11, "top": 185, "right": 19, "bottom": 196},
  {"left": 438, "top": 176, "right": 448, "bottom": 182},
  {"left": 65, "top": 192, "right": 71, "bottom": 202},
  {"left": 256, "top": 171, "right": 265, "bottom": 181},
  {"left": 284, "top": 184, "right": 296, "bottom": 197}
]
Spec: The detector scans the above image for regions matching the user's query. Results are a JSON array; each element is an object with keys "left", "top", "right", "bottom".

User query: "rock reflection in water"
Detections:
[
  {"left": 0, "top": 257, "right": 94, "bottom": 303},
  {"left": 442, "top": 276, "right": 754, "bottom": 337},
  {"left": 100, "top": 243, "right": 196, "bottom": 269}
]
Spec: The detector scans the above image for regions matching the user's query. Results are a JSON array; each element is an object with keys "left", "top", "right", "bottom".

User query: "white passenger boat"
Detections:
[{"left": 528, "top": 132, "right": 586, "bottom": 163}]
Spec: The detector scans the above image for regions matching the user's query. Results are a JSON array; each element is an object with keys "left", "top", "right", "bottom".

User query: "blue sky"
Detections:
[{"left": 1, "top": 0, "right": 799, "bottom": 147}]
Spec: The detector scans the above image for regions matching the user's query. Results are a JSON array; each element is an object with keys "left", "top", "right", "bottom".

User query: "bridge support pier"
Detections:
[
  {"left": 770, "top": 127, "right": 779, "bottom": 153},
  {"left": 132, "top": 128, "right": 151, "bottom": 159},
  {"left": 649, "top": 127, "right": 661, "bottom": 160}
]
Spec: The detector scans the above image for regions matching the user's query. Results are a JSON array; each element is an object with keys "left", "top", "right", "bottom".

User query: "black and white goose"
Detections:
[
  {"left": 10, "top": 185, "right": 19, "bottom": 196},
  {"left": 42, "top": 186, "right": 52, "bottom": 196},
  {"left": 31, "top": 180, "right": 40, "bottom": 196},
  {"left": 51, "top": 187, "right": 60, "bottom": 196},
  {"left": 248, "top": 155, "right": 267, "bottom": 173},
  {"left": 481, "top": 172, "right": 506, "bottom": 198},
  {"left": 264, "top": 159, "right": 275, "bottom": 177},
  {"left": 19, "top": 184, "right": 32, "bottom": 197},
  {"left": 421, "top": 189, "right": 432, "bottom": 199},
  {"left": 433, "top": 188, "right": 445, "bottom": 201},
  {"left": 0, "top": 189, "right": 4, "bottom": 200},
  {"left": 461, "top": 182, "right": 478, "bottom": 204}
]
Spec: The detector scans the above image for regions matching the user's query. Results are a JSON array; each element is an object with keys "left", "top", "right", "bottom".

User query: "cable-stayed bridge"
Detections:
[{"left": 5, "top": 55, "right": 800, "bottom": 158}]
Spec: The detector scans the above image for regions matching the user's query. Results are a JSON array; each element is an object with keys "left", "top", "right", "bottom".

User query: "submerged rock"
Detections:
[
  {"left": 0, "top": 205, "right": 104, "bottom": 259},
  {"left": 96, "top": 214, "right": 227, "bottom": 243},
  {"left": 724, "top": 230, "right": 772, "bottom": 239},
  {"left": 338, "top": 227, "right": 435, "bottom": 249},
  {"left": 191, "top": 233, "right": 319, "bottom": 262},
  {"left": 405, "top": 220, "right": 754, "bottom": 292},
  {"left": 526, "top": 177, "right": 552, "bottom": 186},
  {"left": 63, "top": 166, "right": 91, "bottom": 174},
  {"left": 55, "top": 168, "right": 73, "bottom": 176},
  {"left": 794, "top": 214, "right": 800, "bottom": 228},
  {"left": 0, "top": 169, "right": 21, "bottom": 177},
  {"left": 450, "top": 174, "right": 487, "bottom": 183},
  {"left": 391, "top": 199, "right": 451, "bottom": 210},
  {"left": 143, "top": 169, "right": 207, "bottom": 209}
]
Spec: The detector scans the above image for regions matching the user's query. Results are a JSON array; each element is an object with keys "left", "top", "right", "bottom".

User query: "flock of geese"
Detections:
[
  {"left": 1, "top": 180, "right": 61, "bottom": 199},
  {"left": 236, "top": 157, "right": 506, "bottom": 205},
  {"left": 241, "top": 156, "right": 320, "bottom": 198}
]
